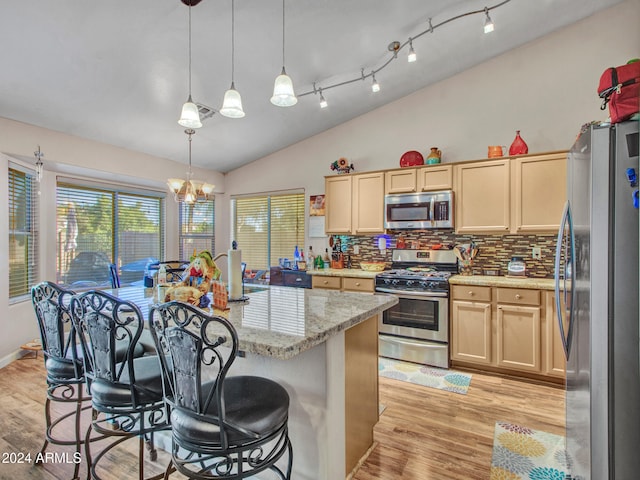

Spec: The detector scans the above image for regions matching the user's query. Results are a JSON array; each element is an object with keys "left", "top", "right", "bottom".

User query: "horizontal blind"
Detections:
[
  {"left": 270, "top": 193, "right": 305, "bottom": 268},
  {"left": 234, "top": 196, "right": 269, "bottom": 270},
  {"left": 8, "top": 167, "right": 39, "bottom": 299},
  {"left": 233, "top": 192, "right": 304, "bottom": 271},
  {"left": 179, "top": 200, "right": 215, "bottom": 260}
]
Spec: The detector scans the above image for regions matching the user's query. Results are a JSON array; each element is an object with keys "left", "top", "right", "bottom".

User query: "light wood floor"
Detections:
[{"left": 0, "top": 358, "right": 564, "bottom": 479}]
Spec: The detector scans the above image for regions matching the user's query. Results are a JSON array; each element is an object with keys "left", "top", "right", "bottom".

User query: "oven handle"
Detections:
[
  {"left": 380, "top": 335, "right": 447, "bottom": 349},
  {"left": 375, "top": 287, "right": 448, "bottom": 298}
]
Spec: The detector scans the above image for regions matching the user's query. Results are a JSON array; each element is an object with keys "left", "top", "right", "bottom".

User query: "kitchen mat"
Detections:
[
  {"left": 378, "top": 357, "right": 472, "bottom": 395},
  {"left": 490, "top": 421, "right": 569, "bottom": 480}
]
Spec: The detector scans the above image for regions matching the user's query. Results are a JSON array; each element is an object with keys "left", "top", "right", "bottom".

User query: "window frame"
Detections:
[{"left": 178, "top": 199, "right": 216, "bottom": 261}]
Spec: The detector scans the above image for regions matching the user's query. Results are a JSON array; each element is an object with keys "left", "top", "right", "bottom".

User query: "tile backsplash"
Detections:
[{"left": 333, "top": 230, "right": 557, "bottom": 278}]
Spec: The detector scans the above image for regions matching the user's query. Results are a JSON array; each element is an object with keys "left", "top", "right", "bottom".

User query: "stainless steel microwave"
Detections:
[{"left": 384, "top": 190, "right": 454, "bottom": 229}]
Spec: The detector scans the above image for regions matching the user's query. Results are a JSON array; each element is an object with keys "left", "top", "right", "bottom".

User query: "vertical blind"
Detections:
[
  {"left": 56, "top": 182, "right": 164, "bottom": 287},
  {"left": 179, "top": 199, "right": 215, "bottom": 260},
  {"left": 233, "top": 192, "right": 305, "bottom": 270},
  {"left": 8, "top": 166, "right": 39, "bottom": 299}
]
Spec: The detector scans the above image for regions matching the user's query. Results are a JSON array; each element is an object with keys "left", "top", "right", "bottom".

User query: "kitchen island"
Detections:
[{"left": 113, "top": 285, "right": 398, "bottom": 480}]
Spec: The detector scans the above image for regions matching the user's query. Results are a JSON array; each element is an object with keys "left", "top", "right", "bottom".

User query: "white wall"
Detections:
[
  {"left": 221, "top": 0, "right": 640, "bottom": 256},
  {"left": 0, "top": 119, "right": 225, "bottom": 365}
]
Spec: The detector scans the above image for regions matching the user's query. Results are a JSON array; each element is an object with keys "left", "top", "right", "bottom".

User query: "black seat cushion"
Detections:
[
  {"left": 170, "top": 376, "right": 289, "bottom": 448},
  {"left": 90, "top": 355, "right": 165, "bottom": 408}
]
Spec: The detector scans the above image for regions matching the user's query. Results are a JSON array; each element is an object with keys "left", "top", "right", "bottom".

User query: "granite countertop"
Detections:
[
  {"left": 449, "top": 274, "right": 555, "bottom": 290},
  {"left": 112, "top": 285, "right": 397, "bottom": 360},
  {"left": 306, "top": 268, "right": 380, "bottom": 279}
]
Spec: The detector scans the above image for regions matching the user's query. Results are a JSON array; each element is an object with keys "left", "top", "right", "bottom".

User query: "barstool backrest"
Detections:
[{"left": 149, "top": 302, "right": 238, "bottom": 430}]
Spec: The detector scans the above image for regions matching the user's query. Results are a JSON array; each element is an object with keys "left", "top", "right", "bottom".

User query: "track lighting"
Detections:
[
  {"left": 371, "top": 73, "right": 380, "bottom": 93},
  {"left": 319, "top": 89, "right": 328, "bottom": 109},
  {"left": 483, "top": 7, "right": 495, "bottom": 34},
  {"left": 407, "top": 39, "right": 417, "bottom": 63}
]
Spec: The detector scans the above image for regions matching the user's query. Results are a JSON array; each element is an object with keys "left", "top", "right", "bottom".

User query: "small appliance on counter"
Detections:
[{"left": 507, "top": 256, "right": 526, "bottom": 277}]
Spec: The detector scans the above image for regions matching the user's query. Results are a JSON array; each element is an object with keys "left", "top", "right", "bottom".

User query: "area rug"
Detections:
[
  {"left": 490, "top": 421, "right": 569, "bottom": 480},
  {"left": 378, "top": 357, "right": 472, "bottom": 394}
]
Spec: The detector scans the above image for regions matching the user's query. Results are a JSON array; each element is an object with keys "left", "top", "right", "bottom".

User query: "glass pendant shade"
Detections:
[
  {"left": 220, "top": 83, "right": 245, "bottom": 118},
  {"left": 178, "top": 95, "right": 202, "bottom": 128},
  {"left": 270, "top": 67, "right": 297, "bottom": 107},
  {"left": 483, "top": 10, "right": 494, "bottom": 34},
  {"left": 407, "top": 46, "right": 417, "bottom": 63}
]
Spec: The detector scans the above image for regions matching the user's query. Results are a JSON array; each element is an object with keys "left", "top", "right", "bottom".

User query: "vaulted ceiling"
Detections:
[{"left": 0, "top": 0, "right": 623, "bottom": 172}]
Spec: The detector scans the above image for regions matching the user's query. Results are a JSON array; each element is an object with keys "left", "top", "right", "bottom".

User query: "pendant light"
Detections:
[
  {"left": 178, "top": 0, "right": 203, "bottom": 129},
  {"left": 270, "top": 0, "right": 297, "bottom": 107},
  {"left": 34, "top": 145, "right": 44, "bottom": 183},
  {"left": 220, "top": 0, "right": 245, "bottom": 118},
  {"left": 483, "top": 7, "right": 495, "bottom": 34}
]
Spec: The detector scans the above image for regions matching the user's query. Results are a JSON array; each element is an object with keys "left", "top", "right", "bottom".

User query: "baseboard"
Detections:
[{"left": 0, "top": 349, "right": 28, "bottom": 369}]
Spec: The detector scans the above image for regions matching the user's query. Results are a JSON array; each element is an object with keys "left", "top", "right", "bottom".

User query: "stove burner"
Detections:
[{"left": 377, "top": 269, "right": 452, "bottom": 280}]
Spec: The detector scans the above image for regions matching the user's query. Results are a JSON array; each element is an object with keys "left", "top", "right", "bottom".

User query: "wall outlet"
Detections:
[
  {"left": 532, "top": 247, "right": 542, "bottom": 260},
  {"left": 353, "top": 245, "right": 360, "bottom": 255}
]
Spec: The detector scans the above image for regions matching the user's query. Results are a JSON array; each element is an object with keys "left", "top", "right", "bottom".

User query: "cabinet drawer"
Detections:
[
  {"left": 342, "top": 277, "right": 374, "bottom": 293},
  {"left": 312, "top": 275, "right": 341, "bottom": 290},
  {"left": 451, "top": 285, "right": 491, "bottom": 302},
  {"left": 496, "top": 288, "right": 540, "bottom": 306}
]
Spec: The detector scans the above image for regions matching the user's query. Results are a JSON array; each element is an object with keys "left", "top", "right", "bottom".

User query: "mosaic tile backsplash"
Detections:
[{"left": 334, "top": 230, "right": 557, "bottom": 278}]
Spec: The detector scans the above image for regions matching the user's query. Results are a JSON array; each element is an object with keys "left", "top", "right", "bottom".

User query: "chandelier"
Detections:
[{"left": 167, "top": 129, "right": 215, "bottom": 204}]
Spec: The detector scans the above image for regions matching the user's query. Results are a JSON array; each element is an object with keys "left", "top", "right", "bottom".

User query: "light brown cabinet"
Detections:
[
  {"left": 451, "top": 285, "right": 564, "bottom": 381},
  {"left": 543, "top": 291, "right": 567, "bottom": 378},
  {"left": 325, "top": 172, "right": 384, "bottom": 234},
  {"left": 454, "top": 159, "right": 511, "bottom": 233},
  {"left": 496, "top": 288, "right": 541, "bottom": 373},
  {"left": 384, "top": 165, "right": 453, "bottom": 194},
  {"left": 512, "top": 153, "right": 567, "bottom": 233},
  {"left": 312, "top": 275, "right": 375, "bottom": 293},
  {"left": 450, "top": 286, "right": 492, "bottom": 364}
]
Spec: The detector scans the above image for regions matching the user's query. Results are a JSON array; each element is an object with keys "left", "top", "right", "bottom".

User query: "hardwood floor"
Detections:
[{"left": 0, "top": 358, "right": 564, "bottom": 480}]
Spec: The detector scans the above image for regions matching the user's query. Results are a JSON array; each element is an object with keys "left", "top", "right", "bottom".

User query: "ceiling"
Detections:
[{"left": 0, "top": 0, "right": 622, "bottom": 173}]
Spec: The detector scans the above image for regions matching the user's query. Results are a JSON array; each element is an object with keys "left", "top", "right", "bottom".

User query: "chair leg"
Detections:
[{"left": 36, "top": 396, "right": 52, "bottom": 460}]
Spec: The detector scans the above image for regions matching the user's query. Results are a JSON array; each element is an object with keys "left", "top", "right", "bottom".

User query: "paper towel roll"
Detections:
[{"left": 228, "top": 248, "right": 243, "bottom": 300}]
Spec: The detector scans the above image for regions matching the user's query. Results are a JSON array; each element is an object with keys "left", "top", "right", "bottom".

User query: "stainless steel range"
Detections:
[{"left": 376, "top": 249, "right": 457, "bottom": 369}]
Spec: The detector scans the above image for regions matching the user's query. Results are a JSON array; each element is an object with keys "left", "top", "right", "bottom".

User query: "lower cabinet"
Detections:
[{"left": 451, "top": 285, "right": 565, "bottom": 381}]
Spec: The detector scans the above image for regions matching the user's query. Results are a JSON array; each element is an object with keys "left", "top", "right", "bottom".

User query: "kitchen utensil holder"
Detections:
[{"left": 459, "top": 259, "right": 474, "bottom": 276}]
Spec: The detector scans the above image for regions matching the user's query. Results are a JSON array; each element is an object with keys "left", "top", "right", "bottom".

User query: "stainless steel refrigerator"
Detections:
[{"left": 555, "top": 119, "right": 639, "bottom": 479}]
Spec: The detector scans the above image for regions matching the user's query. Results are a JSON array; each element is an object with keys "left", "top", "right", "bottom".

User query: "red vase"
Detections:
[{"left": 509, "top": 130, "right": 528, "bottom": 155}]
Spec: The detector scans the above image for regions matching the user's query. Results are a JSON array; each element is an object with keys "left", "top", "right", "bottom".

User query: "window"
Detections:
[
  {"left": 233, "top": 192, "right": 304, "bottom": 270},
  {"left": 56, "top": 181, "right": 164, "bottom": 287},
  {"left": 8, "top": 165, "right": 39, "bottom": 300},
  {"left": 179, "top": 200, "right": 215, "bottom": 260}
]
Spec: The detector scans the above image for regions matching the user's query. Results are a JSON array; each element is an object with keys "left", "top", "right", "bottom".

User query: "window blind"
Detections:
[
  {"left": 233, "top": 192, "right": 304, "bottom": 270},
  {"left": 8, "top": 166, "right": 39, "bottom": 300},
  {"left": 56, "top": 182, "right": 164, "bottom": 287},
  {"left": 179, "top": 199, "right": 215, "bottom": 260}
]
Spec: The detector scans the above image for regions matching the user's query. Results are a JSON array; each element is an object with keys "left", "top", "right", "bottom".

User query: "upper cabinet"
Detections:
[
  {"left": 454, "top": 159, "right": 511, "bottom": 234},
  {"left": 454, "top": 152, "right": 567, "bottom": 234},
  {"left": 511, "top": 153, "right": 567, "bottom": 233},
  {"left": 384, "top": 165, "right": 452, "bottom": 194},
  {"left": 325, "top": 172, "right": 385, "bottom": 234}
]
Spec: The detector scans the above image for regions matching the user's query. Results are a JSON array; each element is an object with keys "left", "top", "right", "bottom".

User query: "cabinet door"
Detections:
[
  {"left": 544, "top": 292, "right": 566, "bottom": 378},
  {"left": 512, "top": 153, "right": 567, "bottom": 233},
  {"left": 454, "top": 160, "right": 510, "bottom": 233},
  {"left": 325, "top": 176, "right": 352, "bottom": 233},
  {"left": 384, "top": 169, "right": 416, "bottom": 194},
  {"left": 451, "top": 300, "right": 492, "bottom": 364},
  {"left": 417, "top": 165, "right": 453, "bottom": 191},
  {"left": 352, "top": 172, "right": 385, "bottom": 234},
  {"left": 496, "top": 304, "right": 541, "bottom": 372}
]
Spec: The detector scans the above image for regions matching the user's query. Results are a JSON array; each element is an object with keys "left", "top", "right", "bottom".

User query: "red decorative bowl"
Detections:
[{"left": 400, "top": 150, "right": 424, "bottom": 168}]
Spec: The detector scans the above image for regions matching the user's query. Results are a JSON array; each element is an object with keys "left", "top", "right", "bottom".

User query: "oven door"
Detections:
[{"left": 376, "top": 289, "right": 448, "bottom": 342}]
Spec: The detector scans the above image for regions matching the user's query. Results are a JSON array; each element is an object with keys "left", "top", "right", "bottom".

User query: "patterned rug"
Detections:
[
  {"left": 378, "top": 357, "right": 472, "bottom": 394},
  {"left": 490, "top": 421, "right": 569, "bottom": 480}
]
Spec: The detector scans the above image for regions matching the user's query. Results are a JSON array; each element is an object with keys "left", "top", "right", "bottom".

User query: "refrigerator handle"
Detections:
[{"left": 554, "top": 200, "right": 571, "bottom": 360}]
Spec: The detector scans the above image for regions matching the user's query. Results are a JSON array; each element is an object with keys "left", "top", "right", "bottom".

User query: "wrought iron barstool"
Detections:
[
  {"left": 31, "top": 281, "right": 85, "bottom": 480},
  {"left": 71, "top": 290, "right": 170, "bottom": 480},
  {"left": 149, "top": 301, "right": 293, "bottom": 479}
]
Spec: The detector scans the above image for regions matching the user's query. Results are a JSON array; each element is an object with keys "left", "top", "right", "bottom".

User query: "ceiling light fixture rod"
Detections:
[{"left": 298, "top": 0, "right": 511, "bottom": 98}]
